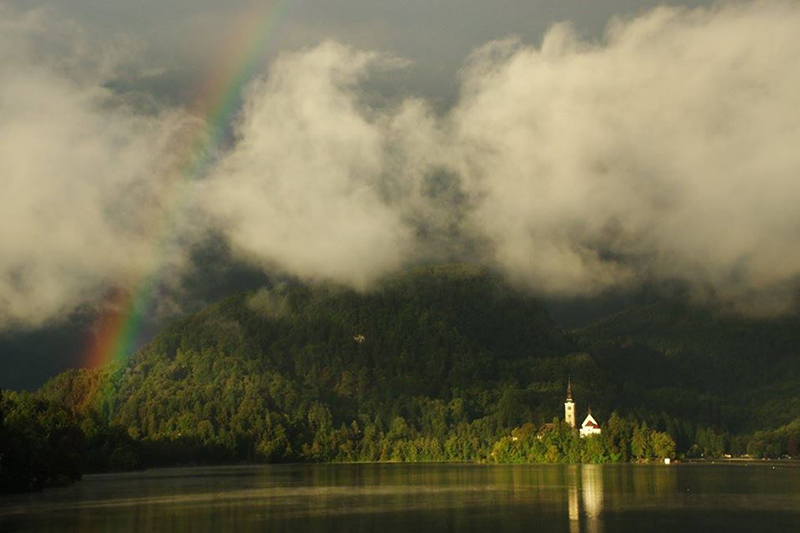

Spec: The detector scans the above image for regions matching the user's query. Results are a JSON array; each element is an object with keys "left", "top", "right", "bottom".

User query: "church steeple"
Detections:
[{"left": 564, "top": 377, "right": 576, "bottom": 428}]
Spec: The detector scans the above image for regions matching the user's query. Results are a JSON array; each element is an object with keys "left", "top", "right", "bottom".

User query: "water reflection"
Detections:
[
  {"left": 566, "top": 465, "right": 604, "bottom": 533},
  {"left": 1, "top": 463, "right": 800, "bottom": 532},
  {"left": 568, "top": 468, "right": 580, "bottom": 533},
  {"left": 583, "top": 466, "right": 603, "bottom": 533}
]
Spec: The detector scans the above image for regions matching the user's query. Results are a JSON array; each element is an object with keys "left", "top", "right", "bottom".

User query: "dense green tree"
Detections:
[
  {"left": 489, "top": 414, "right": 675, "bottom": 465},
  {"left": 0, "top": 391, "right": 85, "bottom": 492}
]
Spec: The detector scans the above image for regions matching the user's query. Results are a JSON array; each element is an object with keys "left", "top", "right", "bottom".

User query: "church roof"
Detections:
[{"left": 581, "top": 413, "right": 600, "bottom": 429}]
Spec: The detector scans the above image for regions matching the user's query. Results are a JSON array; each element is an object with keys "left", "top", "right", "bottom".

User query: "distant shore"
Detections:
[{"left": 684, "top": 457, "right": 800, "bottom": 465}]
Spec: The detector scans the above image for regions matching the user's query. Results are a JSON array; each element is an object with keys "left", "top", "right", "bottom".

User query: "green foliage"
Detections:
[
  {"left": 0, "top": 389, "right": 84, "bottom": 492},
  {"left": 489, "top": 414, "right": 676, "bottom": 464},
  {"left": 578, "top": 299, "right": 800, "bottom": 433},
  {"left": 744, "top": 419, "right": 800, "bottom": 459},
  {"left": 8, "top": 266, "right": 800, "bottom": 491},
  {"left": 51, "top": 267, "right": 569, "bottom": 466}
]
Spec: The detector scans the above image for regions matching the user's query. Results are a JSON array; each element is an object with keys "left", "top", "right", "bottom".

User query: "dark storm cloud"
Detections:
[{"left": 6, "top": 0, "right": 712, "bottom": 103}]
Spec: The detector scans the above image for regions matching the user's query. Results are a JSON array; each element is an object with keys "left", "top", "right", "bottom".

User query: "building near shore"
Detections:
[
  {"left": 580, "top": 412, "right": 602, "bottom": 437},
  {"left": 564, "top": 380, "right": 602, "bottom": 437}
]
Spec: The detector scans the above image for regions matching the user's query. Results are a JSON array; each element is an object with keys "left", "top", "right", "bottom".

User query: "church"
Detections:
[{"left": 564, "top": 379, "right": 601, "bottom": 437}]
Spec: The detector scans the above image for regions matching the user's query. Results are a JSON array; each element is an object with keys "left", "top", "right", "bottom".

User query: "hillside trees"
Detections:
[
  {"left": 5, "top": 265, "right": 800, "bottom": 491},
  {"left": 0, "top": 390, "right": 84, "bottom": 492}
]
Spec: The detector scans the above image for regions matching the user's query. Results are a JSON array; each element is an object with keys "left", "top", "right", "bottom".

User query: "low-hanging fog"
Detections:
[{"left": 2, "top": 1, "right": 800, "bottom": 330}]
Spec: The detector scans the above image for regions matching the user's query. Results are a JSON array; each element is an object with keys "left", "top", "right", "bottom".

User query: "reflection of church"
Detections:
[
  {"left": 568, "top": 466, "right": 604, "bottom": 533},
  {"left": 564, "top": 380, "right": 602, "bottom": 437}
]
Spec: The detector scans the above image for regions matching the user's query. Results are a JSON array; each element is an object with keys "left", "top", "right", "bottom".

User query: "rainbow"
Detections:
[{"left": 82, "top": 2, "right": 292, "bottom": 385}]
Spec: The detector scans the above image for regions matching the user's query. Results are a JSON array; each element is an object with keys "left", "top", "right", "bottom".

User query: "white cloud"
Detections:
[
  {"left": 4, "top": 1, "right": 800, "bottom": 328},
  {"left": 448, "top": 1, "right": 800, "bottom": 311},
  {"left": 0, "top": 9, "right": 193, "bottom": 326},
  {"left": 200, "top": 42, "right": 417, "bottom": 289}
]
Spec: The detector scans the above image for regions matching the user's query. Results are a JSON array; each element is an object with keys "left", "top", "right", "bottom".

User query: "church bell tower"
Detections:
[{"left": 565, "top": 378, "right": 576, "bottom": 428}]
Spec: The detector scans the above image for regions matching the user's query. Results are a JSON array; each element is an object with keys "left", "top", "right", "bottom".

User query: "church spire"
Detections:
[{"left": 564, "top": 377, "right": 576, "bottom": 428}]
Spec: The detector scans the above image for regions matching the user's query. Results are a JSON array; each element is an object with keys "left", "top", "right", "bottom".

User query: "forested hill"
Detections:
[
  {"left": 4, "top": 265, "right": 800, "bottom": 490},
  {"left": 39, "top": 265, "right": 582, "bottom": 465},
  {"left": 576, "top": 300, "right": 800, "bottom": 434}
]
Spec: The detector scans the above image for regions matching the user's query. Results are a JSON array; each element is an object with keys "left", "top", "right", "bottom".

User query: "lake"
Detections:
[{"left": 1, "top": 462, "right": 799, "bottom": 532}]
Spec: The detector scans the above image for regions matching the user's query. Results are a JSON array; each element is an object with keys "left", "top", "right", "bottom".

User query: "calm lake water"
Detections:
[{"left": 2, "top": 462, "right": 799, "bottom": 532}]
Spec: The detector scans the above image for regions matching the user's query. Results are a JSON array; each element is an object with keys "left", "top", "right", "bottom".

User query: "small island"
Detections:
[{"left": 490, "top": 381, "right": 675, "bottom": 464}]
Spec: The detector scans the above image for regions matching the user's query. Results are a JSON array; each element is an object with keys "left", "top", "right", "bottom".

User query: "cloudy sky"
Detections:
[
  {"left": 3, "top": 0, "right": 800, "bottom": 388},
  {"left": 3, "top": 1, "right": 710, "bottom": 103}
]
